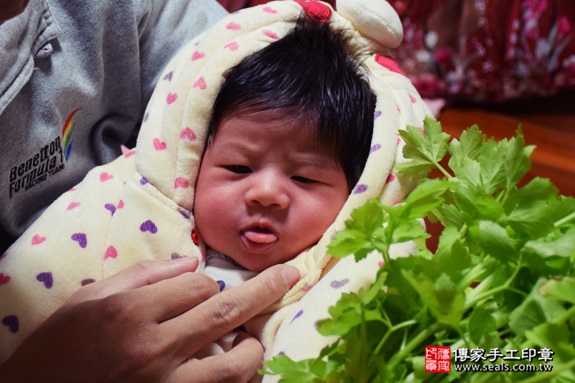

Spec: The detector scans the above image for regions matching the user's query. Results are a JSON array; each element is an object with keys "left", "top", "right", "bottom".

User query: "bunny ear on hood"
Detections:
[{"left": 132, "top": 0, "right": 430, "bottom": 305}]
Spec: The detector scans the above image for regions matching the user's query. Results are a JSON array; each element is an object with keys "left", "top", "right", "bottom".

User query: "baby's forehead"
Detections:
[
  {"left": 216, "top": 111, "right": 311, "bottom": 142},
  {"left": 208, "top": 116, "right": 338, "bottom": 167},
  {"left": 224, "top": 106, "right": 304, "bottom": 124},
  {"left": 216, "top": 108, "right": 304, "bottom": 137}
]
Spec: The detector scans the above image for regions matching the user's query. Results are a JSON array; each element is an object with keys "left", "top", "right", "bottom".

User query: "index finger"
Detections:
[
  {"left": 165, "top": 264, "right": 300, "bottom": 356},
  {"left": 65, "top": 257, "right": 199, "bottom": 305}
]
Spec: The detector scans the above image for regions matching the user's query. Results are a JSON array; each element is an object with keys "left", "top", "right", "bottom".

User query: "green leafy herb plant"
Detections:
[{"left": 265, "top": 116, "right": 575, "bottom": 382}]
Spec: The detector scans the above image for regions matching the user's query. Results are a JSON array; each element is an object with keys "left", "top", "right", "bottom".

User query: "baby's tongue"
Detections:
[{"left": 244, "top": 228, "right": 277, "bottom": 244}]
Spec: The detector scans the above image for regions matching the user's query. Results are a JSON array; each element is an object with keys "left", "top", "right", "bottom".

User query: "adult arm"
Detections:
[{"left": 0, "top": 258, "right": 299, "bottom": 383}]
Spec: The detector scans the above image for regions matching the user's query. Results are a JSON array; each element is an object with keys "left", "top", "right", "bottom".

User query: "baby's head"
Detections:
[{"left": 194, "top": 14, "right": 376, "bottom": 272}]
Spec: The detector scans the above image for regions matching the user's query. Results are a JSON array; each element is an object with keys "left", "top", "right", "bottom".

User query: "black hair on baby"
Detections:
[{"left": 208, "top": 13, "right": 376, "bottom": 191}]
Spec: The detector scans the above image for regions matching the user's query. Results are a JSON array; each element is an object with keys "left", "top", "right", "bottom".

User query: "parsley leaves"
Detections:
[{"left": 265, "top": 117, "right": 575, "bottom": 382}]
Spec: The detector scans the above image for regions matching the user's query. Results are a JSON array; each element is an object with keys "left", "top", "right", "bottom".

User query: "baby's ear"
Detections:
[
  {"left": 191, "top": 229, "right": 207, "bottom": 258},
  {"left": 336, "top": 0, "right": 403, "bottom": 50}
]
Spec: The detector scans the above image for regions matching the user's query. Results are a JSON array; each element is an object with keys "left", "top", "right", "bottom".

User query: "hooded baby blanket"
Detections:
[{"left": 0, "top": 0, "right": 431, "bottom": 367}]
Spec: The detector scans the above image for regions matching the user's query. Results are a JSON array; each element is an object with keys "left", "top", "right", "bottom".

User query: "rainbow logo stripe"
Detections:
[{"left": 61, "top": 108, "right": 80, "bottom": 161}]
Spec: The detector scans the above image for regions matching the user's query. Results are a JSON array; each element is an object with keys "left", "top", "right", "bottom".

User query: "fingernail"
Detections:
[{"left": 281, "top": 266, "right": 300, "bottom": 288}]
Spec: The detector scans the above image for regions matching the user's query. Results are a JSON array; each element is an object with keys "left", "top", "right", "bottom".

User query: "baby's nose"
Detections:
[{"left": 244, "top": 171, "right": 290, "bottom": 209}]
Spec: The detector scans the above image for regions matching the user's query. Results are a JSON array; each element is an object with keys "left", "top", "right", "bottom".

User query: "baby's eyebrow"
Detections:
[
  {"left": 288, "top": 152, "right": 340, "bottom": 171},
  {"left": 210, "top": 140, "right": 255, "bottom": 154},
  {"left": 209, "top": 141, "right": 341, "bottom": 170}
]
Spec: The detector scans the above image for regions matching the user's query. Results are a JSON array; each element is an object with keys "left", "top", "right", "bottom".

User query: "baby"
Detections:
[
  {"left": 196, "top": 13, "right": 374, "bottom": 289},
  {"left": 188, "top": 14, "right": 376, "bottom": 357},
  {"left": 0, "top": 0, "right": 431, "bottom": 369}
]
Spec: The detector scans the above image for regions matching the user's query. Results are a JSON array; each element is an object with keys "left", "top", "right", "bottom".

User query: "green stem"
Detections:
[
  {"left": 464, "top": 273, "right": 495, "bottom": 305},
  {"left": 465, "top": 260, "right": 524, "bottom": 308},
  {"left": 555, "top": 304, "right": 575, "bottom": 326},
  {"left": 376, "top": 242, "right": 394, "bottom": 267},
  {"left": 357, "top": 301, "right": 370, "bottom": 383},
  {"left": 456, "top": 260, "right": 487, "bottom": 292},
  {"left": 499, "top": 187, "right": 511, "bottom": 209},
  {"left": 373, "top": 320, "right": 418, "bottom": 356},
  {"left": 459, "top": 223, "right": 468, "bottom": 237},
  {"left": 373, "top": 232, "right": 392, "bottom": 266},
  {"left": 387, "top": 322, "right": 442, "bottom": 372},
  {"left": 466, "top": 285, "right": 527, "bottom": 308},
  {"left": 433, "top": 161, "right": 453, "bottom": 180},
  {"left": 555, "top": 210, "right": 575, "bottom": 228}
]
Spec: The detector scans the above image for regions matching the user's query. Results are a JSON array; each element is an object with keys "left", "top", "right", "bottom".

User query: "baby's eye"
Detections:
[
  {"left": 292, "top": 175, "right": 316, "bottom": 184},
  {"left": 225, "top": 165, "right": 251, "bottom": 174}
]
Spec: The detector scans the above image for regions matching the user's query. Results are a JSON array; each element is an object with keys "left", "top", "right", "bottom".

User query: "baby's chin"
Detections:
[
  {"left": 237, "top": 247, "right": 317, "bottom": 274},
  {"left": 211, "top": 238, "right": 318, "bottom": 273},
  {"left": 235, "top": 257, "right": 277, "bottom": 273},
  {"left": 227, "top": 251, "right": 293, "bottom": 274}
]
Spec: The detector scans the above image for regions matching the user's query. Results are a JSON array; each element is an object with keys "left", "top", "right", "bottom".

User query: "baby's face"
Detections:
[{"left": 194, "top": 110, "right": 349, "bottom": 272}]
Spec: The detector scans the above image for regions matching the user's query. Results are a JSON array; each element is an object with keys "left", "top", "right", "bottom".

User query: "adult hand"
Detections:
[{"left": 0, "top": 258, "right": 300, "bottom": 383}]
